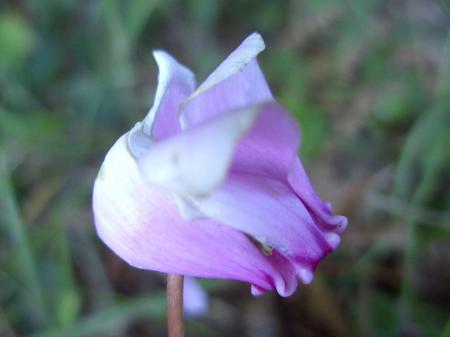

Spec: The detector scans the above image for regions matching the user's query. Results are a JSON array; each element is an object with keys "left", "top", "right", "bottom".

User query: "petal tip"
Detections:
[
  {"left": 246, "top": 32, "right": 265, "bottom": 50},
  {"left": 324, "top": 232, "right": 341, "bottom": 250},
  {"left": 297, "top": 268, "right": 314, "bottom": 285},
  {"left": 152, "top": 49, "right": 195, "bottom": 83},
  {"left": 251, "top": 284, "right": 267, "bottom": 296},
  {"left": 188, "top": 32, "right": 267, "bottom": 102},
  {"left": 334, "top": 215, "right": 348, "bottom": 233},
  {"left": 144, "top": 49, "right": 196, "bottom": 135}
]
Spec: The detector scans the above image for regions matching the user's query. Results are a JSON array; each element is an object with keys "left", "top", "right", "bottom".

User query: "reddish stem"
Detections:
[{"left": 167, "top": 274, "right": 185, "bottom": 337}]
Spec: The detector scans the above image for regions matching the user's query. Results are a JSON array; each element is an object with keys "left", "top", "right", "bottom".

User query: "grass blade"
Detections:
[{"left": 0, "top": 154, "right": 52, "bottom": 328}]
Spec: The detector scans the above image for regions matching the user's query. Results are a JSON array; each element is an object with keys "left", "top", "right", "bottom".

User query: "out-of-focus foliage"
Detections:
[{"left": 0, "top": 0, "right": 449, "bottom": 336}]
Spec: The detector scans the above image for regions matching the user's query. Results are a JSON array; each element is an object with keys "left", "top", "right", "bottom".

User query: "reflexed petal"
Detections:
[
  {"left": 231, "top": 102, "right": 300, "bottom": 179},
  {"left": 92, "top": 135, "right": 300, "bottom": 296},
  {"left": 185, "top": 173, "right": 342, "bottom": 284},
  {"left": 180, "top": 33, "right": 273, "bottom": 128},
  {"left": 143, "top": 51, "right": 196, "bottom": 140},
  {"left": 138, "top": 105, "right": 260, "bottom": 197},
  {"left": 288, "top": 158, "right": 348, "bottom": 233}
]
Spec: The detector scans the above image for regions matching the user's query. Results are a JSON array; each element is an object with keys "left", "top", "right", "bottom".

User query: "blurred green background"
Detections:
[{"left": 1, "top": 0, "right": 449, "bottom": 336}]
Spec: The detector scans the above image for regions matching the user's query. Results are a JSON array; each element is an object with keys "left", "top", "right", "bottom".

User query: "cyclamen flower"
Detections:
[{"left": 93, "top": 33, "right": 347, "bottom": 297}]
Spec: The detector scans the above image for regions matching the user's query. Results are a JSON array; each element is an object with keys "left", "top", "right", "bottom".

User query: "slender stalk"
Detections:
[{"left": 167, "top": 275, "right": 185, "bottom": 337}]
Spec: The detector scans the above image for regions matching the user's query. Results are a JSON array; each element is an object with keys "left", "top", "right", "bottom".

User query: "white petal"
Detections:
[
  {"left": 137, "top": 105, "right": 260, "bottom": 196},
  {"left": 143, "top": 50, "right": 196, "bottom": 138}
]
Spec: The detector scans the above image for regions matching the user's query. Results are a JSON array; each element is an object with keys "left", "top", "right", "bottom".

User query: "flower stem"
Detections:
[{"left": 167, "top": 274, "right": 185, "bottom": 337}]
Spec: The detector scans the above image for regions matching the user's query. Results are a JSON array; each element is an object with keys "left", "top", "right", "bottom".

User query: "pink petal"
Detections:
[
  {"left": 185, "top": 173, "right": 342, "bottom": 285},
  {"left": 180, "top": 33, "right": 273, "bottom": 128},
  {"left": 143, "top": 51, "right": 196, "bottom": 140},
  {"left": 92, "top": 135, "right": 299, "bottom": 296},
  {"left": 288, "top": 158, "right": 348, "bottom": 233},
  {"left": 230, "top": 103, "right": 347, "bottom": 236},
  {"left": 231, "top": 102, "right": 300, "bottom": 179}
]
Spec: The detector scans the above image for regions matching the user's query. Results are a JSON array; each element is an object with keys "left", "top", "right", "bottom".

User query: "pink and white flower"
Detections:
[{"left": 92, "top": 33, "right": 347, "bottom": 297}]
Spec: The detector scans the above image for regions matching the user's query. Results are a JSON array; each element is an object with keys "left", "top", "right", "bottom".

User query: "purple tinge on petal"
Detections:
[
  {"left": 231, "top": 102, "right": 300, "bottom": 179},
  {"left": 92, "top": 134, "right": 300, "bottom": 297},
  {"left": 183, "top": 277, "right": 208, "bottom": 317},
  {"left": 143, "top": 51, "right": 195, "bottom": 140},
  {"left": 180, "top": 33, "right": 273, "bottom": 128},
  {"left": 288, "top": 158, "right": 348, "bottom": 233},
  {"left": 188, "top": 172, "right": 342, "bottom": 286}
]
